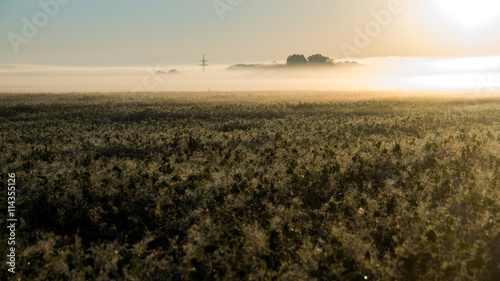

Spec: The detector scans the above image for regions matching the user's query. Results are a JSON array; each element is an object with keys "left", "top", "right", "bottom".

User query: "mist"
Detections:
[{"left": 1, "top": 55, "right": 500, "bottom": 93}]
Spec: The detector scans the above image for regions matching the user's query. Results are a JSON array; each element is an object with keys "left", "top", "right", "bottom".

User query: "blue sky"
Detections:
[{"left": 1, "top": 0, "right": 500, "bottom": 67}]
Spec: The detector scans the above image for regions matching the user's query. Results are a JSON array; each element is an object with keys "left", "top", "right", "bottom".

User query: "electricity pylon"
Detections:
[{"left": 200, "top": 55, "right": 208, "bottom": 72}]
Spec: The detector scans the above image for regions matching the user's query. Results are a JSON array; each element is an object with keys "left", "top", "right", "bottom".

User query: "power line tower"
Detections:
[{"left": 200, "top": 55, "right": 208, "bottom": 72}]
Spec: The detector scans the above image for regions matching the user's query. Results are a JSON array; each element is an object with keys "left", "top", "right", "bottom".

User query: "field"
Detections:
[{"left": 0, "top": 92, "right": 499, "bottom": 280}]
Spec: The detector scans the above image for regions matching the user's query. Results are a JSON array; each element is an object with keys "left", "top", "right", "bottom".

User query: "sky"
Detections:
[
  {"left": 1, "top": 0, "right": 500, "bottom": 92},
  {"left": 2, "top": 0, "right": 500, "bottom": 66}
]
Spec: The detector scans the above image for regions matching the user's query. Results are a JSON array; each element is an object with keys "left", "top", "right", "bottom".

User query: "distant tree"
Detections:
[
  {"left": 307, "top": 54, "right": 332, "bottom": 64},
  {"left": 286, "top": 54, "right": 308, "bottom": 65}
]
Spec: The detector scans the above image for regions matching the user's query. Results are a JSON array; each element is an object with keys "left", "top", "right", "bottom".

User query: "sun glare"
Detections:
[{"left": 431, "top": 0, "right": 500, "bottom": 30}]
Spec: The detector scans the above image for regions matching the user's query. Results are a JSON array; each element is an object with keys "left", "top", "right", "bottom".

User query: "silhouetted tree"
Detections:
[
  {"left": 307, "top": 54, "right": 332, "bottom": 64},
  {"left": 286, "top": 54, "right": 308, "bottom": 65}
]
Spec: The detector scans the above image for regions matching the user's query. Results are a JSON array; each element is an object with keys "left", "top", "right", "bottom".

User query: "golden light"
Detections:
[{"left": 430, "top": 0, "right": 500, "bottom": 30}]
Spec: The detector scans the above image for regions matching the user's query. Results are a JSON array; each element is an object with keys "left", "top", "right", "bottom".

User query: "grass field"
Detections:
[{"left": 0, "top": 92, "right": 499, "bottom": 280}]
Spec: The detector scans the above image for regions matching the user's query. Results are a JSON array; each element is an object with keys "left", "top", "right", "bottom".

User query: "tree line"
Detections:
[{"left": 286, "top": 54, "right": 334, "bottom": 65}]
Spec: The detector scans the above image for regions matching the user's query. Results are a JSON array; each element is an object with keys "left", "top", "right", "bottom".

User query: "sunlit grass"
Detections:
[{"left": 0, "top": 92, "right": 498, "bottom": 280}]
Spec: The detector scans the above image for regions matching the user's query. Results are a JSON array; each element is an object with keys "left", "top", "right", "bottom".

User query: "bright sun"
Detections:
[{"left": 431, "top": 0, "right": 500, "bottom": 30}]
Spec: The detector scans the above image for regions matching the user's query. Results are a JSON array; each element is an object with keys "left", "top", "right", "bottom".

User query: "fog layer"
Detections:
[{"left": 1, "top": 55, "right": 500, "bottom": 93}]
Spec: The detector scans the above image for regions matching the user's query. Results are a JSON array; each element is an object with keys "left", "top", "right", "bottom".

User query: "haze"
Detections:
[{"left": 1, "top": 0, "right": 500, "bottom": 93}]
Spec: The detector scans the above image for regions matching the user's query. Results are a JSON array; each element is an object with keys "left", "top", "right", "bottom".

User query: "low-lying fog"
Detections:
[{"left": 1, "top": 55, "right": 500, "bottom": 94}]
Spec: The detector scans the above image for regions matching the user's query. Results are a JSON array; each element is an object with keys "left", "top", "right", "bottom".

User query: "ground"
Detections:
[{"left": 0, "top": 92, "right": 499, "bottom": 280}]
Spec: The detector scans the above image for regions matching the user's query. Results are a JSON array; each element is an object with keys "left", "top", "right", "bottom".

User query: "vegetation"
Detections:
[
  {"left": 307, "top": 54, "right": 332, "bottom": 65},
  {"left": 286, "top": 54, "right": 333, "bottom": 65},
  {"left": 227, "top": 54, "right": 358, "bottom": 70},
  {"left": 0, "top": 92, "right": 499, "bottom": 280},
  {"left": 286, "top": 54, "right": 309, "bottom": 65}
]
